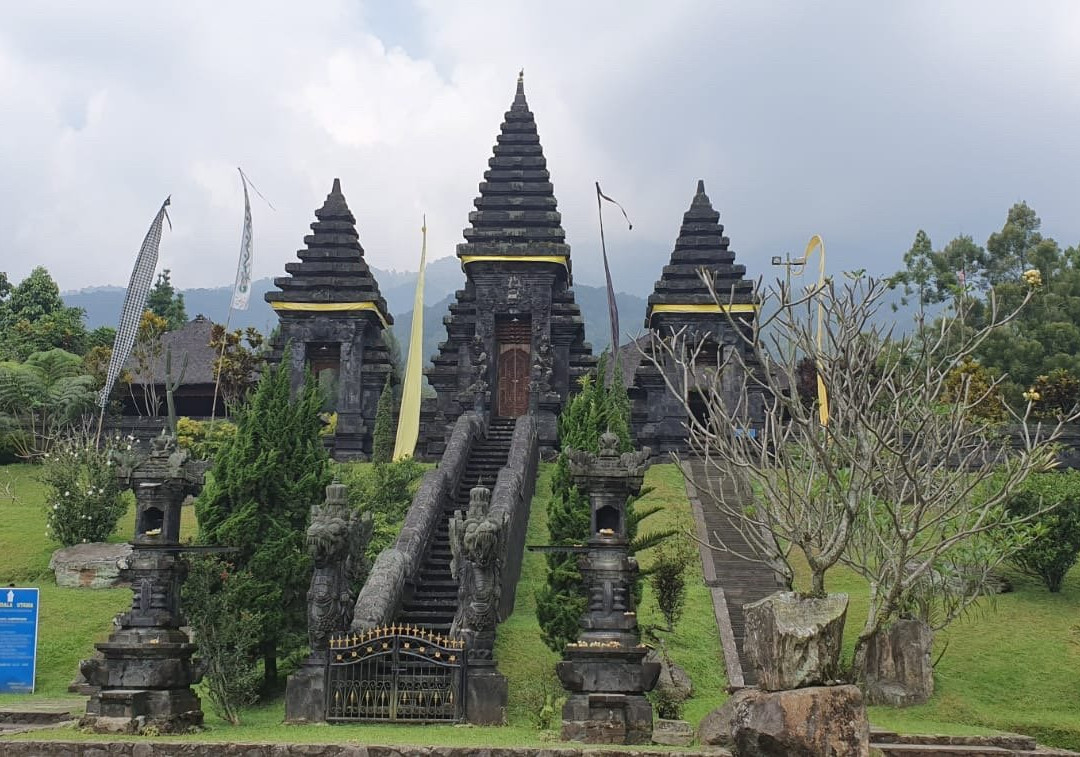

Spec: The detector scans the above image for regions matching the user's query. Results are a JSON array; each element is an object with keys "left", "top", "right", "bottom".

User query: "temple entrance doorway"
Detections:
[
  {"left": 307, "top": 343, "right": 341, "bottom": 412},
  {"left": 496, "top": 319, "right": 531, "bottom": 418}
]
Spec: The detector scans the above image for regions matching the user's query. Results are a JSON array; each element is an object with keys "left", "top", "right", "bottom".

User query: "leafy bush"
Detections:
[
  {"left": 650, "top": 534, "right": 695, "bottom": 632},
  {"left": 1005, "top": 470, "right": 1080, "bottom": 592},
  {"left": 0, "top": 349, "right": 97, "bottom": 459},
  {"left": 40, "top": 433, "right": 128, "bottom": 546},
  {"left": 175, "top": 416, "right": 237, "bottom": 460},
  {"left": 1029, "top": 369, "right": 1080, "bottom": 420},
  {"left": 182, "top": 556, "right": 263, "bottom": 724},
  {"left": 341, "top": 458, "right": 425, "bottom": 561}
]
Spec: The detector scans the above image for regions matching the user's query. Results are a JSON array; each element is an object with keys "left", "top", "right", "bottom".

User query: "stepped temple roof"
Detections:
[
  {"left": 457, "top": 72, "right": 572, "bottom": 272},
  {"left": 645, "top": 179, "right": 755, "bottom": 327},
  {"left": 265, "top": 178, "right": 392, "bottom": 326}
]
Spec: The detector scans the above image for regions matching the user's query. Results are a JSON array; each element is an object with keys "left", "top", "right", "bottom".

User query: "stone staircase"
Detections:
[
  {"left": 394, "top": 418, "right": 516, "bottom": 633},
  {"left": 685, "top": 460, "right": 783, "bottom": 686}
]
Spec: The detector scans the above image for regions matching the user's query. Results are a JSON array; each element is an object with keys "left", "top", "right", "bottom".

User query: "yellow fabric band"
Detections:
[
  {"left": 648, "top": 303, "right": 758, "bottom": 317},
  {"left": 460, "top": 255, "right": 569, "bottom": 270},
  {"left": 270, "top": 301, "right": 389, "bottom": 328}
]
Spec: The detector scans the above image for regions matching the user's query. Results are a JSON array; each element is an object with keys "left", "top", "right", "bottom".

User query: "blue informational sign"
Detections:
[{"left": 0, "top": 587, "right": 40, "bottom": 693}]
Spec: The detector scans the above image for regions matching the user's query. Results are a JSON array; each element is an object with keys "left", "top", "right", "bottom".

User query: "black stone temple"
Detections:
[
  {"left": 627, "top": 179, "right": 760, "bottom": 455},
  {"left": 265, "top": 179, "right": 395, "bottom": 460},
  {"left": 417, "top": 72, "right": 596, "bottom": 456}
]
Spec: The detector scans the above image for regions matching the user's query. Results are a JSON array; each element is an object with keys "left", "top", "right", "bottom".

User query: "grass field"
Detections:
[{"left": 3, "top": 459, "right": 1080, "bottom": 748}]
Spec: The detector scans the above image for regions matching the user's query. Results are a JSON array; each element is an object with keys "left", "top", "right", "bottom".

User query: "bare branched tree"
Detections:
[{"left": 645, "top": 270, "right": 1074, "bottom": 679}]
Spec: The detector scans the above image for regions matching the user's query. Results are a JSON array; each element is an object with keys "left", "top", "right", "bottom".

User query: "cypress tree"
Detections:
[
  {"left": 371, "top": 373, "right": 396, "bottom": 463},
  {"left": 194, "top": 346, "right": 330, "bottom": 689}
]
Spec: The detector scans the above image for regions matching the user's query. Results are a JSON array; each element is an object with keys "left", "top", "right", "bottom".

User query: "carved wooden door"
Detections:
[{"left": 497, "top": 343, "right": 530, "bottom": 417}]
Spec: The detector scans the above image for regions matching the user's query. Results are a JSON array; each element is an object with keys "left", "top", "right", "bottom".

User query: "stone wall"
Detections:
[
  {"left": 2, "top": 744, "right": 719, "bottom": 757},
  {"left": 489, "top": 414, "right": 540, "bottom": 621},
  {"left": 351, "top": 412, "right": 485, "bottom": 630}
]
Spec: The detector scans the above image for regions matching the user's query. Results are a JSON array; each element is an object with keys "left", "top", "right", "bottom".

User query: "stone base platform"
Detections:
[{"left": 561, "top": 692, "right": 653, "bottom": 745}]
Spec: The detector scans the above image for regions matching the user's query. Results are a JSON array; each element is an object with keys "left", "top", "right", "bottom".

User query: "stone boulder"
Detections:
[
  {"left": 744, "top": 591, "right": 847, "bottom": 691},
  {"left": 865, "top": 619, "right": 934, "bottom": 706},
  {"left": 646, "top": 650, "right": 693, "bottom": 718},
  {"left": 731, "top": 685, "right": 869, "bottom": 757},
  {"left": 698, "top": 688, "right": 754, "bottom": 747},
  {"left": 652, "top": 718, "right": 694, "bottom": 746},
  {"left": 49, "top": 543, "right": 132, "bottom": 589}
]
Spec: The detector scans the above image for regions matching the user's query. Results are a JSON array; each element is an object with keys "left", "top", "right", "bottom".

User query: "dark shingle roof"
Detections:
[{"left": 125, "top": 316, "right": 219, "bottom": 385}]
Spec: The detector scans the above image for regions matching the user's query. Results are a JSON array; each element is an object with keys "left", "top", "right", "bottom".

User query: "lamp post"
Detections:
[{"left": 771, "top": 235, "right": 829, "bottom": 427}]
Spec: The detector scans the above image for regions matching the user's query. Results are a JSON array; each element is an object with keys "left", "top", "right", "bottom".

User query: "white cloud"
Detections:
[{"left": 0, "top": 0, "right": 1078, "bottom": 299}]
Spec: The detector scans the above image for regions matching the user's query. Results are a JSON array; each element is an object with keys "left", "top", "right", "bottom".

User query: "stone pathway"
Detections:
[{"left": 682, "top": 460, "right": 783, "bottom": 687}]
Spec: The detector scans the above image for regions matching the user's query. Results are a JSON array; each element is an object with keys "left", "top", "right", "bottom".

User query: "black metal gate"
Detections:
[{"left": 325, "top": 626, "right": 466, "bottom": 722}]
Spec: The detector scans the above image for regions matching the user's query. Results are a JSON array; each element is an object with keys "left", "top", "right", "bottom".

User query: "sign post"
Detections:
[{"left": 0, "top": 587, "right": 40, "bottom": 693}]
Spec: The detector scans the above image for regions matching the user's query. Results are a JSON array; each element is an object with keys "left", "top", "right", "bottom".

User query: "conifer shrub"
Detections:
[
  {"left": 371, "top": 374, "right": 396, "bottom": 463},
  {"left": 194, "top": 347, "right": 331, "bottom": 688}
]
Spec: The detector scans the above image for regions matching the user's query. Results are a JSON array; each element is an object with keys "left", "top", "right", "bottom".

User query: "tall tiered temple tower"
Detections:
[
  {"left": 265, "top": 179, "right": 395, "bottom": 460},
  {"left": 630, "top": 180, "right": 759, "bottom": 455},
  {"left": 418, "top": 73, "right": 595, "bottom": 455}
]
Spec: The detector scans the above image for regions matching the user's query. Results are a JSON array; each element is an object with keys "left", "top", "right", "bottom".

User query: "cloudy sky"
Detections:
[{"left": 2, "top": 1, "right": 1079, "bottom": 296}]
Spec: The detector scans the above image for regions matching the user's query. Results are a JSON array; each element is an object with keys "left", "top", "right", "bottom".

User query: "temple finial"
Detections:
[
  {"left": 332, "top": 177, "right": 342, "bottom": 194},
  {"left": 513, "top": 69, "right": 527, "bottom": 107},
  {"left": 696, "top": 179, "right": 706, "bottom": 195}
]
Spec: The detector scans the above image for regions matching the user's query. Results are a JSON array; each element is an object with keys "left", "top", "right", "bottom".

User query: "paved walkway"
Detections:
[{"left": 683, "top": 460, "right": 783, "bottom": 688}]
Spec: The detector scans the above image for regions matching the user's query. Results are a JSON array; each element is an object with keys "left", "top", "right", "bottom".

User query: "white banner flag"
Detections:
[{"left": 231, "top": 170, "right": 253, "bottom": 310}]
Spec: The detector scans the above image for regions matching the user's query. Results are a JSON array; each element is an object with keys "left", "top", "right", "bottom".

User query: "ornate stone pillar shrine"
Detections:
[
  {"left": 80, "top": 436, "right": 209, "bottom": 734},
  {"left": 630, "top": 180, "right": 761, "bottom": 455},
  {"left": 265, "top": 179, "right": 395, "bottom": 460},
  {"left": 418, "top": 74, "right": 595, "bottom": 457},
  {"left": 556, "top": 433, "right": 660, "bottom": 744}
]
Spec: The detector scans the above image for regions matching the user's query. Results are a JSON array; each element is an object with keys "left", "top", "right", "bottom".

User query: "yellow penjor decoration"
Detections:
[
  {"left": 393, "top": 218, "right": 428, "bottom": 460},
  {"left": 800, "top": 235, "right": 829, "bottom": 427}
]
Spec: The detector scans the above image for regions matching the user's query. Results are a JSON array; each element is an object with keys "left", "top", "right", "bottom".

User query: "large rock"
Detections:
[
  {"left": 646, "top": 650, "right": 693, "bottom": 718},
  {"left": 731, "top": 685, "right": 869, "bottom": 757},
  {"left": 698, "top": 688, "right": 754, "bottom": 747},
  {"left": 49, "top": 543, "right": 132, "bottom": 589},
  {"left": 744, "top": 591, "right": 847, "bottom": 691},
  {"left": 864, "top": 619, "right": 934, "bottom": 707}
]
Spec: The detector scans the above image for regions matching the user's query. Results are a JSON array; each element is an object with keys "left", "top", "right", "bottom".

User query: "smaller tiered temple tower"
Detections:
[
  {"left": 630, "top": 180, "right": 759, "bottom": 455},
  {"left": 265, "top": 179, "right": 395, "bottom": 460},
  {"left": 418, "top": 73, "right": 595, "bottom": 455}
]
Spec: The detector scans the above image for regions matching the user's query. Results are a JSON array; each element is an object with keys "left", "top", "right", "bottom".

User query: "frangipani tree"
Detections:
[{"left": 645, "top": 268, "right": 1073, "bottom": 678}]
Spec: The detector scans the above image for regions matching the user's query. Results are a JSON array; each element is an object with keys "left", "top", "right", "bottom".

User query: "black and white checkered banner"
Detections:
[{"left": 98, "top": 197, "right": 171, "bottom": 408}]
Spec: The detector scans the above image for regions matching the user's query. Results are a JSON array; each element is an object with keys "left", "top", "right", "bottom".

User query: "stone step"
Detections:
[{"left": 0, "top": 701, "right": 80, "bottom": 725}]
